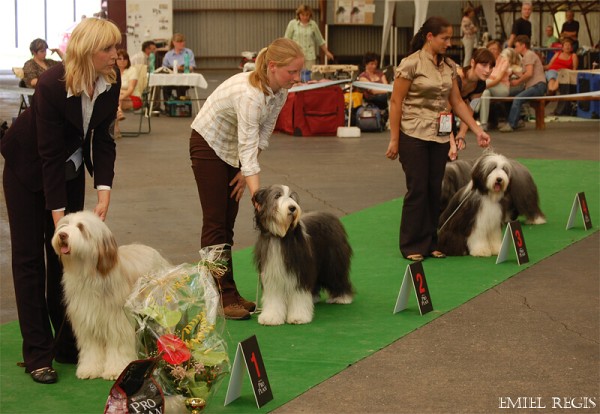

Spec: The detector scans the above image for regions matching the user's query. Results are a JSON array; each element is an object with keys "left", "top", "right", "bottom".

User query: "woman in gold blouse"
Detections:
[{"left": 386, "top": 17, "right": 491, "bottom": 262}]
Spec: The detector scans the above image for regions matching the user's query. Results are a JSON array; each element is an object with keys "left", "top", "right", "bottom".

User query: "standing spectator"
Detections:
[
  {"left": 386, "top": 17, "right": 491, "bottom": 262},
  {"left": 1, "top": 18, "right": 121, "bottom": 384},
  {"left": 162, "top": 33, "right": 196, "bottom": 107},
  {"left": 544, "top": 38, "right": 578, "bottom": 95},
  {"left": 544, "top": 25, "right": 559, "bottom": 47},
  {"left": 130, "top": 40, "right": 157, "bottom": 66},
  {"left": 284, "top": 4, "right": 333, "bottom": 69},
  {"left": 358, "top": 52, "right": 389, "bottom": 111},
  {"left": 460, "top": 7, "right": 479, "bottom": 66},
  {"left": 560, "top": 10, "right": 580, "bottom": 52},
  {"left": 500, "top": 35, "right": 547, "bottom": 132},
  {"left": 188, "top": 38, "right": 304, "bottom": 320},
  {"left": 22, "top": 38, "right": 64, "bottom": 88},
  {"left": 507, "top": 2, "right": 532, "bottom": 48}
]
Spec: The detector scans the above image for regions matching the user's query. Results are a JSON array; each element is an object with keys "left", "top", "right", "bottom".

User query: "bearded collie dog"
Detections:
[
  {"left": 252, "top": 185, "right": 354, "bottom": 326},
  {"left": 51, "top": 211, "right": 170, "bottom": 380},
  {"left": 441, "top": 157, "right": 546, "bottom": 225},
  {"left": 438, "top": 152, "right": 512, "bottom": 257}
]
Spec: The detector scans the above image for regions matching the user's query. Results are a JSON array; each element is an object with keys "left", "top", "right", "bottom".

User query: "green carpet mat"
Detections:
[{"left": 1, "top": 159, "right": 598, "bottom": 414}]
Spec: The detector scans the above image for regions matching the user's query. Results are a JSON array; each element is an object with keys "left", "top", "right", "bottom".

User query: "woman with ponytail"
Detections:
[
  {"left": 385, "top": 17, "right": 491, "bottom": 262},
  {"left": 189, "top": 38, "right": 304, "bottom": 320}
]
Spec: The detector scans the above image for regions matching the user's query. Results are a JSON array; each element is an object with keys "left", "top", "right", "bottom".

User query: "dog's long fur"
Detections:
[
  {"left": 51, "top": 211, "right": 170, "bottom": 380},
  {"left": 441, "top": 157, "right": 546, "bottom": 225},
  {"left": 438, "top": 152, "right": 511, "bottom": 256},
  {"left": 253, "top": 185, "right": 354, "bottom": 325}
]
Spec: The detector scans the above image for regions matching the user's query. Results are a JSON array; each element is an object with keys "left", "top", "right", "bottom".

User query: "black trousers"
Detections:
[
  {"left": 398, "top": 132, "right": 449, "bottom": 258},
  {"left": 3, "top": 165, "right": 82, "bottom": 372},
  {"left": 189, "top": 130, "right": 242, "bottom": 306}
]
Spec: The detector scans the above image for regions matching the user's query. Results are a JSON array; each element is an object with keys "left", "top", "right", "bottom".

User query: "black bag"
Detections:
[
  {"left": 356, "top": 104, "right": 385, "bottom": 132},
  {"left": 554, "top": 83, "right": 577, "bottom": 116},
  {"left": 104, "top": 358, "right": 164, "bottom": 414}
]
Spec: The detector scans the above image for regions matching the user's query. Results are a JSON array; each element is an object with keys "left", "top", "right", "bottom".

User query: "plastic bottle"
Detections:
[
  {"left": 148, "top": 52, "right": 155, "bottom": 73},
  {"left": 173, "top": 59, "right": 178, "bottom": 74},
  {"left": 184, "top": 53, "right": 190, "bottom": 73}
]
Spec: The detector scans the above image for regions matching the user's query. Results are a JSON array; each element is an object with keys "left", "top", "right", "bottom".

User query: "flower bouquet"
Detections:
[{"left": 125, "top": 244, "right": 231, "bottom": 412}]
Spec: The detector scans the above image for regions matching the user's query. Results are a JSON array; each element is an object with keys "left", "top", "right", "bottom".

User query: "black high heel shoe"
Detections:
[{"left": 30, "top": 367, "right": 58, "bottom": 384}]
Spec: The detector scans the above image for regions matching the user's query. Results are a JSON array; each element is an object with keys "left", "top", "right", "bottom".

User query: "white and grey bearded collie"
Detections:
[
  {"left": 441, "top": 155, "right": 546, "bottom": 224},
  {"left": 51, "top": 211, "right": 170, "bottom": 380},
  {"left": 438, "top": 152, "right": 513, "bottom": 257},
  {"left": 252, "top": 185, "right": 354, "bottom": 326}
]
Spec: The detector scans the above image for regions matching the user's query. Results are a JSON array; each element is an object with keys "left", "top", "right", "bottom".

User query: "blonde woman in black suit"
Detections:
[{"left": 1, "top": 18, "right": 121, "bottom": 384}]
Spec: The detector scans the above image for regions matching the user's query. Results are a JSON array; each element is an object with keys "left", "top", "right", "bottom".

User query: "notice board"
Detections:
[
  {"left": 334, "top": 0, "right": 375, "bottom": 25},
  {"left": 126, "top": 0, "right": 173, "bottom": 53}
]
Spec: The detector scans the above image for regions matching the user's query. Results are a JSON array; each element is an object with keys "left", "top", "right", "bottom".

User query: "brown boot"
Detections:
[
  {"left": 237, "top": 295, "right": 256, "bottom": 312},
  {"left": 223, "top": 303, "right": 251, "bottom": 320}
]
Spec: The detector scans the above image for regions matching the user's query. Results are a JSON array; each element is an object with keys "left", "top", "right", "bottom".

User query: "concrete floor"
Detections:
[{"left": 1, "top": 70, "right": 598, "bottom": 413}]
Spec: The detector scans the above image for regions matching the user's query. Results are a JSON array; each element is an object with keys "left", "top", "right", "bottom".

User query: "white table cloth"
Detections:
[{"left": 148, "top": 73, "right": 208, "bottom": 114}]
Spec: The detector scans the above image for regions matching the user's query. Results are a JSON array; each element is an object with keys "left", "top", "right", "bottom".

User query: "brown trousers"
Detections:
[{"left": 189, "top": 130, "right": 242, "bottom": 306}]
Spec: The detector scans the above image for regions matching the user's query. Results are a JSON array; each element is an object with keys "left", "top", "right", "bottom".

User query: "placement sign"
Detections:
[
  {"left": 566, "top": 192, "right": 593, "bottom": 230},
  {"left": 224, "top": 335, "right": 273, "bottom": 408},
  {"left": 394, "top": 261, "right": 434, "bottom": 315},
  {"left": 496, "top": 221, "right": 529, "bottom": 265}
]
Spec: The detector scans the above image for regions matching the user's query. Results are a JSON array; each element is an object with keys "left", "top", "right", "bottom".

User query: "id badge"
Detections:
[{"left": 438, "top": 112, "right": 453, "bottom": 136}]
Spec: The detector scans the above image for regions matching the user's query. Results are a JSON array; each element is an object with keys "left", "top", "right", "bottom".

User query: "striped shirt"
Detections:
[{"left": 191, "top": 72, "right": 288, "bottom": 176}]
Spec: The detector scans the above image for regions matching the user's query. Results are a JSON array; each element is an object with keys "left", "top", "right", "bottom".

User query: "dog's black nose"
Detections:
[
  {"left": 496, "top": 177, "right": 503, "bottom": 183},
  {"left": 288, "top": 205, "right": 296, "bottom": 213},
  {"left": 59, "top": 232, "right": 68, "bottom": 241}
]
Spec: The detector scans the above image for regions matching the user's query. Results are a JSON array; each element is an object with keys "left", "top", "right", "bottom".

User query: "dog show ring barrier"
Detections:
[{"left": 484, "top": 90, "right": 600, "bottom": 130}]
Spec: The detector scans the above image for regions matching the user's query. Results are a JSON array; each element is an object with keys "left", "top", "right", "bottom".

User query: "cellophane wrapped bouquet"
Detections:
[{"left": 125, "top": 244, "right": 231, "bottom": 412}]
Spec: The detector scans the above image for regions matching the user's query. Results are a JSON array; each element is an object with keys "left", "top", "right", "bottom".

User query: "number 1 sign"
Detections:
[
  {"left": 224, "top": 335, "right": 273, "bottom": 408},
  {"left": 393, "top": 261, "right": 434, "bottom": 315}
]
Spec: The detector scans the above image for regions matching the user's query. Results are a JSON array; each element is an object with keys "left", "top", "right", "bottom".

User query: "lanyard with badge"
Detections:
[{"left": 437, "top": 112, "right": 452, "bottom": 136}]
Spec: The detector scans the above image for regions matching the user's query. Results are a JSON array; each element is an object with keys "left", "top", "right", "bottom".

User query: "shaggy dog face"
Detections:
[
  {"left": 253, "top": 184, "right": 302, "bottom": 237},
  {"left": 53, "top": 211, "right": 119, "bottom": 276},
  {"left": 471, "top": 152, "right": 510, "bottom": 198}
]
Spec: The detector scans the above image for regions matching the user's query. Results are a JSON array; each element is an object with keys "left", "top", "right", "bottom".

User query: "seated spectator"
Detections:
[
  {"left": 452, "top": 48, "right": 495, "bottom": 156},
  {"left": 130, "top": 40, "right": 157, "bottom": 67},
  {"left": 115, "top": 49, "right": 142, "bottom": 138},
  {"left": 544, "top": 38, "right": 578, "bottom": 95},
  {"left": 544, "top": 25, "right": 559, "bottom": 48},
  {"left": 357, "top": 52, "right": 389, "bottom": 111},
  {"left": 499, "top": 35, "right": 547, "bottom": 133},
  {"left": 162, "top": 33, "right": 196, "bottom": 108},
  {"left": 22, "top": 38, "right": 63, "bottom": 88},
  {"left": 479, "top": 47, "right": 521, "bottom": 131}
]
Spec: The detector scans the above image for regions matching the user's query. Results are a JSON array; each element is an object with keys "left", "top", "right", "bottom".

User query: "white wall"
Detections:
[{"left": 0, "top": 0, "right": 100, "bottom": 70}]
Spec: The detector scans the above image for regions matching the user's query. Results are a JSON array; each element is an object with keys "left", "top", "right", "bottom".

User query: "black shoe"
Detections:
[{"left": 30, "top": 367, "right": 58, "bottom": 384}]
